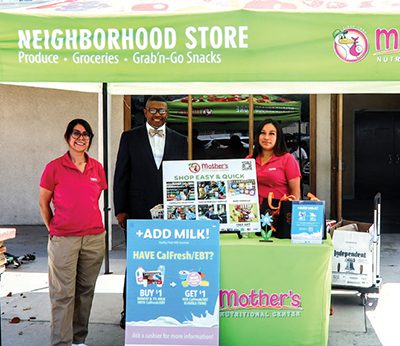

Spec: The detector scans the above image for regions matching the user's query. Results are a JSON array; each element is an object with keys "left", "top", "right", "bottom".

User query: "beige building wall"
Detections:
[
  {"left": 0, "top": 85, "right": 123, "bottom": 225},
  {"left": 109, "top": 94, "right": 125, "bottom": 225}
]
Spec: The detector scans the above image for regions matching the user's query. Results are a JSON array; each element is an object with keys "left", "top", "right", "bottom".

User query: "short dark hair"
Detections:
[
  {"left": 145, "top": 95, "right": 168, "bottom": 108},
  {"left": 251, "top": 118, "right": 288, "bottom": 158},
  {"left": 64, "top": 118, "right": 94, "bottom": 149}
]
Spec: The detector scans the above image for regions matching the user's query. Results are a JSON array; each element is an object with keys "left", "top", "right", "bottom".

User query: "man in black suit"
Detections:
[{"left": 113, "top": 95, "right": 187, "bottom": 328}]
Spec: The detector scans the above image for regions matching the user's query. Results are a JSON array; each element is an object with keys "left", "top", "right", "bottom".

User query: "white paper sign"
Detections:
[
  {"left": 332, "top": 230, "right": 374, "bottom": 287},
  {"left": 163, "top": 159, "right": 260, "bottom": 233}
]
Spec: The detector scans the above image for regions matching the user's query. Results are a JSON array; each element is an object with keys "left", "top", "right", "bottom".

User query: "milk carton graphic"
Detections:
[
  {"left": 136, "top": 265, "right": 165, "bottom": 288},
  {"left": 135, "top": 266, "right": 145, "bottom": 286}
]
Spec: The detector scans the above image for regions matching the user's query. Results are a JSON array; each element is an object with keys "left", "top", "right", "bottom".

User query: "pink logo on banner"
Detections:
[{"left": 333, "top": 28, "right": 368, "bottom": 63}]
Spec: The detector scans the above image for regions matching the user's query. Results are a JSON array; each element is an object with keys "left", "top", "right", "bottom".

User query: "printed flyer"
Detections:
[
  {"left": 163, "top": 159, "right": 259, "bottom": 233},
  {"left": 125, "top": 219, "right": 220, "bottom": 346},
  {"left": 291, "top": 201, "right": 325, "bottom": 244}
]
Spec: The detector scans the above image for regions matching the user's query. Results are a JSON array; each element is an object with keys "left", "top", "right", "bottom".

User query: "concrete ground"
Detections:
[{"left": 1, "top": 226, "right": 399, "bottom": 346}]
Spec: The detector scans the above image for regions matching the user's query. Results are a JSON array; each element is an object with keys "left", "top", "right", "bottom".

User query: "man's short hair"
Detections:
[{"left": 146, "top": 95, "right": 167, "bottom": 107}]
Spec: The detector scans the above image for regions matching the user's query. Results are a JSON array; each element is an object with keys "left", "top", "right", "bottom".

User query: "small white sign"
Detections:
[{"left": 291, "top": 201, "right": 325, "bottom": 244}]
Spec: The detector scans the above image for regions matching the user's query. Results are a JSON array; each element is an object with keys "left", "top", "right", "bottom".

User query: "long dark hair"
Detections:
[
  {"left": 64, "top": 118, "right": 94, "bottom": 149},
  {"left": 251, "top": 118, "right": 288, "bottom": 159}
]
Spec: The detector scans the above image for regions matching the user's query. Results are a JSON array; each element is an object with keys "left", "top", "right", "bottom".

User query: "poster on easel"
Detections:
[
  {"left": 163, "top": 159, "right": 259, "bottom": 233},
  {"left": 125, "top": 219, "right": 220, "bottom": 346}
]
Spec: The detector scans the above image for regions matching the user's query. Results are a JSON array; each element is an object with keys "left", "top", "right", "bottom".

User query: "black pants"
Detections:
[{"left": 123, "top": 229, "right": 127, "bottom": 311}]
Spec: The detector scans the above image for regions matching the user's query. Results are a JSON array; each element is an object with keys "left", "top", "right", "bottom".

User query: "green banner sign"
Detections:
[
  {"left": 167, "top": 95, "right": 301, "bottom": 123},
  {"left": 1, "top": 10, "right": 400, "bottom": 82}
]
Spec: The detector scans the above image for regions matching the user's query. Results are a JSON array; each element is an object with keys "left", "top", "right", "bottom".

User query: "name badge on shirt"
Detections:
[{"left": 268, "top": 168, "right": 277, "bottom": 171}]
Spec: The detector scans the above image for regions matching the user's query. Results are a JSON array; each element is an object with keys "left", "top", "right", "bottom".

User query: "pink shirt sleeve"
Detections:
[
  {"left": 284, "top": 153, "right": 302, "bottom": 180},
  {"left": 40, "top": 162, "right": 56, "bottom": 191}
]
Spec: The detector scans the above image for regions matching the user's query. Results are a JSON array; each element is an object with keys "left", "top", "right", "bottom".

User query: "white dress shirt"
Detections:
[
  {"left": 146, "top": 123, "right": 166, "bottom": 169},
  {"left": 291, "top": 147, "right": 308, "bottom": 162}
]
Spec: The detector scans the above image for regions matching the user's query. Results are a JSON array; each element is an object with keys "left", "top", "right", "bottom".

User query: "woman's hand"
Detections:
[
  {"left": 39, "top": 187, "right": 54, "bottom": 231},
  {"left": 116, "top": 213, "right": 128, "bottom": 230}
]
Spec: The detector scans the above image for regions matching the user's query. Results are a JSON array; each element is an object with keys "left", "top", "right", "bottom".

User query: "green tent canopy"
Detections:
[
  {"left": 167, "top": 95, "right": 301, "bottom": 123},
  {"left": 1, "top": 0, "right": 400, "bottom": 89}
]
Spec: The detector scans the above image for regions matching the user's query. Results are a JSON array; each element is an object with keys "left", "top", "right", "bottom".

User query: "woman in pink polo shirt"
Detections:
[
  {"left": 39, "top": 119, "right": 107, "bottom": 346},
  {"left": 247, "top": 119, "right": 301, "bottom": 205}
]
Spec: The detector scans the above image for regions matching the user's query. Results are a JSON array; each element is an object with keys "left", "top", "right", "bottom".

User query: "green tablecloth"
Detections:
[{"left": 220, "top": 236, "right": 333, "bottom": 346}]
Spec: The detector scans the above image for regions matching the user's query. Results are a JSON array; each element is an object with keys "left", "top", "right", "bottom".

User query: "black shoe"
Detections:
[{"left": 120, "top": 311, "right": 125, "bottom": 330}]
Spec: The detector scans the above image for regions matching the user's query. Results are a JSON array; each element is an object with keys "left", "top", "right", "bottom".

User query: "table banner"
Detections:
[
  {"left": 126, "top": 219, "right": 220, "bottom": 346},
  {"left": 219, "top": 237, "right": 333, "bottom": 346}
]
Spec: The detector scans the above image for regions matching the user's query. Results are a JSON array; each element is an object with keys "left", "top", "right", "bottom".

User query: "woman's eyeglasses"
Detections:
[
  {"left": 71, "top": 130, "right": 91, "bottom": 140},
  {"left": 146, "top": 108, "right": 167, "bottom": 115}
]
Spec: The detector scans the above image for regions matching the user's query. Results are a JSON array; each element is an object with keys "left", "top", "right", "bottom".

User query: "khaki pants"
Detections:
[{"left": 48, "top": 233, "right": 105, "bottom": 346}]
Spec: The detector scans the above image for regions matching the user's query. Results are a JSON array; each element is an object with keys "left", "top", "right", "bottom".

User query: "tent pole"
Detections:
[
  {"left": 102, "top": 82, "right": 111, "bottom": 274},
  {"left": 188, "top": 94, "right": 193, "bottom": 160},
  {"left": 298, "top": 120, "right": 303, "bottom": 198},
  {"left": 336, "top": 94, "right": 343, "bottom": 221},
  {"left": 248, "top": 95, "right": 254, "bottom": 156}
]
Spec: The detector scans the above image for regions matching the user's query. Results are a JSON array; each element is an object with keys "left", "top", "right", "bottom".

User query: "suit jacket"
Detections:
[{"left": 113, "top": 124, "right": 187, "bottom": 219}]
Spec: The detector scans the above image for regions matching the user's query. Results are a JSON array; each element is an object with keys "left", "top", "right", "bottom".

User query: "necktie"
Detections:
[{"left": 149, "top": 128, "right": 164, "bottom": 137}]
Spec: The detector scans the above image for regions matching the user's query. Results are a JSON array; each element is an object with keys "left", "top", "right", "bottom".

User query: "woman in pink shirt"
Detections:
[
  {"left": 39, "top": 119, "right": 107, "bottom": 346},
  {"left": 247, "top": 119, "right": 301, "bottom": 205}
]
